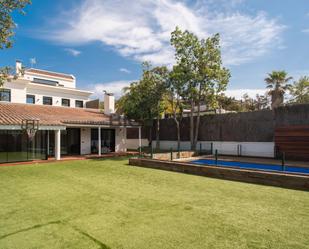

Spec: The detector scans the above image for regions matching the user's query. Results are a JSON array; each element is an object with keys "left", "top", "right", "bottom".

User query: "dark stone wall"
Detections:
[
  {"left": 156, "top": 110, "right": 274, "bottom": 142},
  {"left": 198, "top": 110, "right": 274, "bottom": 142},
  {"left": 275, "top": 104, "right": 309, "bottom": 126},
  {"left": 126, "top": 127, "right": 148, "bottom": 139},
  {"left": 127, "top": 104, "right": 309, "bottom": 142}
]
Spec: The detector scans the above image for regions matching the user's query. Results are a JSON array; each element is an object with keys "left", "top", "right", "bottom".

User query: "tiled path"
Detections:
[{"left": 0, "top": 152, "right": 138, "bottom": 167}]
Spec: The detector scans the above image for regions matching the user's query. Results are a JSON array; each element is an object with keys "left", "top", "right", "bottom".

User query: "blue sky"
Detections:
[{"left": 1, "top": 0, "right": 309, "bottom": 99}]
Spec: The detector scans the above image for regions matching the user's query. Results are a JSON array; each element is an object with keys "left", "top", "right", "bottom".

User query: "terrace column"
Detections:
[
  {"left": 47, "top": 130, "right": 50, "bottom": 156},
  {"left": 55, "top": 129, "right": 61, "bottom": 160},
  {"left": 98, "top": 127, "right": 101, "bottom": 156},
  {"left": 138, "top": 126, "right": 142, "bottom": 155}
]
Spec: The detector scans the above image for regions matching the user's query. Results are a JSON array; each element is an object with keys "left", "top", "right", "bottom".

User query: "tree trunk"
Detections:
[
  {"left": 173, "top": 117, "right": 181, "bottom": 157},
  {"left": 190, "top": 99, "right": 194, "bottom": 150},
  {"left": 271, "top": 91, "right": 284, "bottom": 110},
  {"left": 148, "top": 126, "right": 153, "bottom": 148},
  {"left": 156, "top": 115, "right": 160, "bottom": 150},
  {"left": 193, "top": 100, "right": 201, "bottom": 151}
]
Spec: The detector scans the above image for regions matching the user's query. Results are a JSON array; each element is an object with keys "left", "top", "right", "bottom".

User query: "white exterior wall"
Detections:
[
  {"left": 115, "top": 127, "right": 127, "bottom": 152},
  {"left": 80, "top": 128, "right": 91, "bottom": 155},
  {"left": 2, "top": 80, "right": 91, "bottom": 107},
  {"left": 26, "top": 86, "right": 89, "bottom": 107},
  {"left": 151, "top": 140, "right": 275, "bottom": 158},
  {"left": 3, "top": 81, "right": 27, "bottom": 103},
  {"left": 126, "top": 139, "right": 149, "bottom": 150}
]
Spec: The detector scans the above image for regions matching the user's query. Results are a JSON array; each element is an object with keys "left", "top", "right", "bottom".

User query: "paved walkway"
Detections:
[{"left": 0, "top": 152, "right": 138, "bottom": 167}]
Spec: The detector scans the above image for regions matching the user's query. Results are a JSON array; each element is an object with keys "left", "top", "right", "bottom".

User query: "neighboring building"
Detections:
[
  {"left": 182, "top": 105, "right": 236, "bottom": 117},
  {"left": 0, "top": 61, "right": 141, "bottom": 164}
]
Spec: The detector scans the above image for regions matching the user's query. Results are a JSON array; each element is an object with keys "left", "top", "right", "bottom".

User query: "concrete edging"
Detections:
[{"left": 129, "top": 158, "right": 309, "bottom": 191}]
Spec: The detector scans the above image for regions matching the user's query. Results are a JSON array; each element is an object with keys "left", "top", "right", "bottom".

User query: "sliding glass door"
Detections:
[
  {"left": 48, "top": 128, "right": 81, "bottom": 156},
  {"left": 0, "top": 130, "right": 47, "bottom": 163},
  {"left": 91, "top": 129, "right": 115, "bottom": 154}
]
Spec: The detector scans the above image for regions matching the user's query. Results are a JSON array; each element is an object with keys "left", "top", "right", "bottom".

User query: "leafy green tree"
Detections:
[
  {"left": 167, "top": 65, "right": 187, "bottom": 154},
  {"left": 0, "top": 0, "right": 31, "bottom": 86},
  {"left": 217, "top": 94, "right": 242, "bottom": 112},
  {"left": 146, "top": 64, "right": 169, "bottom": 149},
  {"left": 117, "top": 63, "right": 168, "bottom": 148},
  {"left": 265, "top": 71, "right": 292, "bottom": 109},
  {"left": 289, "top": 76, "right": 309, "bottom": 104},
  {"left": 171, "top": 27, "right": 230, "bottom": 150}
]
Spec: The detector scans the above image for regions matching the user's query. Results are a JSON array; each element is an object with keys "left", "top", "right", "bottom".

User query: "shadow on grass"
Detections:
[
  {"left": 0, "top": 220, "right": 62, "bottom": 240},
  {"left": 70, "top": 225, "right": 111, "bottom": 249},
  {"left": 0, "top": 220, "right": 111, "bottom": 249}
]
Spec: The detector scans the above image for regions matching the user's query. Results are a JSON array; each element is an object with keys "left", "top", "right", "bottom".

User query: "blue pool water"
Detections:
[{"left": 191, "top": 159, "right": 309, "bottom": 175}]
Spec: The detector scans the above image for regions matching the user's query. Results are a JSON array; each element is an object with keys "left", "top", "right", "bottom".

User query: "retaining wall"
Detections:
[{"left": 129, "top": 158, "right": 309, "bottom": 191}]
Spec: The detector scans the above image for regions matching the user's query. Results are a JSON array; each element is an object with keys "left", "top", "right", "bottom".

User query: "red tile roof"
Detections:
[
  {"left": 26, "top": 68, "right": 74, "bottom": 80},
  {"left": 0, "top": 102, "right": 139, "bottom": 127}
]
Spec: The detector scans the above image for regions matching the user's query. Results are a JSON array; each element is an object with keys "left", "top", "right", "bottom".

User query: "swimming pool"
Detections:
[{"left": 191, "top": 159, "right": 309, "bottom": 175}]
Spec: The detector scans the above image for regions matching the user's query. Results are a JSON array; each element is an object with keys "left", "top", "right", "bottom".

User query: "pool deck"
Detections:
[{"left": 178, "top": 155, "right": 309, "bottom": 168}]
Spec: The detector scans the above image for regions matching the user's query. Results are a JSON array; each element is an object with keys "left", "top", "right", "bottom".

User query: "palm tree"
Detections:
[{"left": 264, "top": 71, "right": 292, "bottom": 109}]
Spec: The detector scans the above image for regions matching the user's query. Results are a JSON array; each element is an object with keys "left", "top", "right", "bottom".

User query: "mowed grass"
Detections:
[{"left": 0, "top": 158, "right": 308, "bottom": 249}]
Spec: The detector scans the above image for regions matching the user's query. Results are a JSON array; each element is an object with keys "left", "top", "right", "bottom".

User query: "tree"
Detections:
[
  {"left": 265, "top": 71, "right": 292, "bottom": 109},
  {"left": 255, "top": 94, "right": 269, "bottom": 110},
  {"left": 117, "top": 63, "right": 168, "bottom": 149},
  {"left": 0, "top": 0, "right": 31, "bottom": 86},
  {"left": 171, "top": 27, "right": 230, "bottom": 150},
  {"left": 167, "top": 65, "right": 186, "bottom": 154},
  {"left": 289, "top": 76, "right": 309, "bottom": 104},
  {"left": 148, "top": 65, "right": 169, "bottom": 150}
]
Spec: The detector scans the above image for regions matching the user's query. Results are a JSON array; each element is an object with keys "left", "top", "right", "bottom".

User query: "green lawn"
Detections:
[{"left": 0, "top": 158, "right": 308, "bottom": 249}]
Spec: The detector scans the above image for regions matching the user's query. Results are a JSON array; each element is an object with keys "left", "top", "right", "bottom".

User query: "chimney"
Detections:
[
  {"left": 104, "top": 92, "right": 115, "bottom": 115},
  {"left": 16, "top": 60, "right": 22, "bottom": 76}
]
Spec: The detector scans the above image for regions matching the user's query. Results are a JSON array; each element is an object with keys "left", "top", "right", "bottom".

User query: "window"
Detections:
[
  {"left": 43, "top": 96, "right": 52, "bottom": 105},
  {"left": 33, "top": 78, "right": 59, "bottom": 86},
  {"left": 0, "top": 89, "right": 11, "bottom": 102},
  {"left": 75, "top": 100, "right": 83, "bottom": 108},
  {"left": 62, "top": 98, "right": 70, "bottom": 107},
  {"left": 26, "top": 95, "right": 35, "bottom": 104}
]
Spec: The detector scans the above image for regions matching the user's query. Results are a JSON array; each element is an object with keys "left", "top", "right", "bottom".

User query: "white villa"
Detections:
[{"left": 0, "top": 61, "right": 142, "bottom": 164}]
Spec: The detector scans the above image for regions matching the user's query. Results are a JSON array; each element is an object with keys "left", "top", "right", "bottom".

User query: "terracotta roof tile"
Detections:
[{"left": 0, "top": 102, "right": 139, "bottom": 127}]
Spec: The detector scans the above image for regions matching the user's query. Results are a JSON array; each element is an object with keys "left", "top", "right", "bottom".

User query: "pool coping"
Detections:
[
  {"left": 189, "top": 159, "right": 309, "bottom": 176},
  {"left": 176, "top": 155, "right": 309, "bottom": 169},
  {"left": 129, "top": 158, "right": 309, "bottom": 191}
]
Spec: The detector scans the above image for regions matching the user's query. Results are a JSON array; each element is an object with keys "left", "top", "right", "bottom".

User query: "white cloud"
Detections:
[
  {"left": 225, "top": 88, "right": 267, "bottom": 100},
  {"left": 49, "top": 0, "right": 284, "bottom": 66},
  {"left": 89, "top": 80, "right": 136, "bottom": 99},
  {"left": 302, "top": 28, "right": 309, "bottom": 33},
  {"left": 64, "top": 48, "right": 81, "bottom": 57},
  {"left": 119, "top": 68, "right": 131, "bottom": 74}
]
